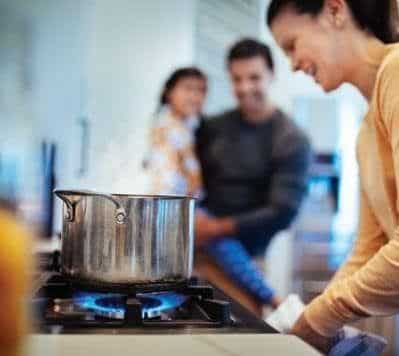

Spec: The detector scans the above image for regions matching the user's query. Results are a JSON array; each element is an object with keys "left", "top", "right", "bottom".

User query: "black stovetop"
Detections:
[{"left": 32, "top": 273, "right": 277, "bottom": 335}]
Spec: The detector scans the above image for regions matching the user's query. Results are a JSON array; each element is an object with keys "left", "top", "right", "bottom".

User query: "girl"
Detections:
[
  {"left": 146, "top": 67, "right": 280, "bottom": 310},
  {"left": 146, "top": 68, "right": 206, "bottom": 198},
  {"left": 268, "top": 0, "right": 399, "bottom": 352}
]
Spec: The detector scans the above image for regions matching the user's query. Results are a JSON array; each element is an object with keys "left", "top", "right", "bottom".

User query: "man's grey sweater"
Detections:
[{"left": 196, "top": 109, "right": 312, "bottom": 255}]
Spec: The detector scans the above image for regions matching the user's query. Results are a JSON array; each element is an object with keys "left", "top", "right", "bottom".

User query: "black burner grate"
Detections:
[{"left": 33, "top": 274, "right": 232, "bottom": 328}]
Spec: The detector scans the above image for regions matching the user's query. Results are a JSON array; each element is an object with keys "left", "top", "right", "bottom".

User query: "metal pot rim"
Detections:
[{"left": 54, "top": 189, "right": 196, "bottom": 200}]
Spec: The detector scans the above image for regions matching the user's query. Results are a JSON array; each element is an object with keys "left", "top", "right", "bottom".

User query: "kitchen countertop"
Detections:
[{"left": 25, "top": 334, "right": 321, "bottom": 356}]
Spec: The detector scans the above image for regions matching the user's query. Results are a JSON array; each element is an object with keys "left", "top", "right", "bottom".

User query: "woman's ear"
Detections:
[{"left": 324, "top": 0, "right": 348, "bottom": 29}]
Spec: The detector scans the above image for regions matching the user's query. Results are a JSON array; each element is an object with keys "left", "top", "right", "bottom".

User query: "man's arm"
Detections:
[{"left": 195, "top": 210, "right": 237, "bottom": 246}]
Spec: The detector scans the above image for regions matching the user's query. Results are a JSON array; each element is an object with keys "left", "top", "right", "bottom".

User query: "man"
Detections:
[{"left": 195, "top": 38, "right": 311, "bottom": 281}]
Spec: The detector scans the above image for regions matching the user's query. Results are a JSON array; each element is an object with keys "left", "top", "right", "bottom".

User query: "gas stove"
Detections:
[{"left": 32, "top": 273, "right": 277, "bottom": 335}]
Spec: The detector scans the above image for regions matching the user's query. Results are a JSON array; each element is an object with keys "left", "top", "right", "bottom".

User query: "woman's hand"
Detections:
[{"left": 290, "top": 313, "right": 334, "bottom": 355}]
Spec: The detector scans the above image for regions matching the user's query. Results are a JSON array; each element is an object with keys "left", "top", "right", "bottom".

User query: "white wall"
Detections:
[
  {"left": 0, "top": 0, "right": 199, "bottom": 228},
  {"left": 29, "top": 0, "right": 91, "bottom": 189},
  {"left": 84, "top": 0, "right": 196, "bottom": 192},
  {"left": 6, "top": 0, "right": 197, "bottom": 195}
]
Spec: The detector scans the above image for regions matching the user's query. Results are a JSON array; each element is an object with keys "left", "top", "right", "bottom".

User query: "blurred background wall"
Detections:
[{"left": 1, "top": 0, "right": 366, "bottom": 194}]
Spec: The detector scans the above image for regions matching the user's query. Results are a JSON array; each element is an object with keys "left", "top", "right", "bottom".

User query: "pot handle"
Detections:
[
  {"left": 53, "top": 190, "right": 76, "bottom": 222},
  {"left": 53, "top": 190, "right": 127, "bottom": 224}
]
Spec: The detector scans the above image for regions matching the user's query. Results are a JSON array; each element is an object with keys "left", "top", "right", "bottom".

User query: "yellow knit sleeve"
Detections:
[
  {"left": 330, "top": 189, "right": 386, "bottom": 284},
  {"left": 303, "top": 189, "right": 389, "bottom": 336},
  {"left": 378, "top": 49, "right": 399, "bottom": 148},
  {"left": 303, "top": 50, "right": 399, "bottom": 337}
]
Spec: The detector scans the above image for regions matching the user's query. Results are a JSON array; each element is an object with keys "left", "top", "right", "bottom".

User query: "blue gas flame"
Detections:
[
  {"left": 73, "top": 292, "right": 125, "bottom": 318},
  {"left": 73, "top": 291, "right": 187, "bottom": 319},
  {"left": 138, "top": 292, "right": 187, "bottom": 317}
]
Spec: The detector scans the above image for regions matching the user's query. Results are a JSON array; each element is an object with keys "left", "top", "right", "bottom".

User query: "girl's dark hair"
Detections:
[
  {"left": 159, "top": 67, "right": 207, "bottom": 107},
  {"left": 267, "top": 0, "right": 399, "bottom": 43}
]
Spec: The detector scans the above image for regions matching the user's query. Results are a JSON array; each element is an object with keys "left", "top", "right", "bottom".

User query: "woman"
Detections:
[
  {"left": 146, "top": 67, "right": 280, "bottom": 310},
  {"left": 267, "top": 0, "right": 399, "bottom": 352}
]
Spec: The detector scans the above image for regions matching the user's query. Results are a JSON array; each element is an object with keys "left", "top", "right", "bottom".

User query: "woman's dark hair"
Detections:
[
  {"left": 159, "top": 67, "right": 207, "bottom": 107},
  {"left": 267, "top": 0, "right": 399, "bottom": 43},
  {"left": 227, "top": 38, "right": 274, "bottom": 72}
]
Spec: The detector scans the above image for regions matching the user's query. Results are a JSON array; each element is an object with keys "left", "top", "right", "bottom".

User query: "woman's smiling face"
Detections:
[{"left": 270, "top": 2, "right": 348, "bottom": 92}]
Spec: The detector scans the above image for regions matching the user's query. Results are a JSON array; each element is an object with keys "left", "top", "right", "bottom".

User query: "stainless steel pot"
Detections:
[{"left": 54, "top": 190, "right": 195, "bottom": 287}]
